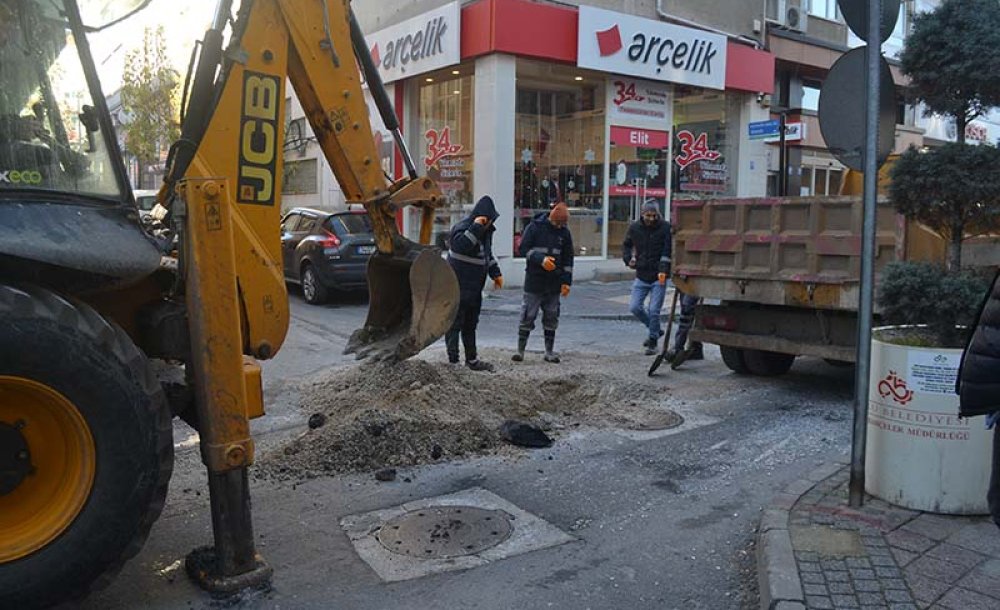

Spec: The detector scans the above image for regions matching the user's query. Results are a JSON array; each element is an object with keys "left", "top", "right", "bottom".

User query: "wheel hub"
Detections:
[{"left": 0, "top": 421, "right": 32, "bottom": 496}]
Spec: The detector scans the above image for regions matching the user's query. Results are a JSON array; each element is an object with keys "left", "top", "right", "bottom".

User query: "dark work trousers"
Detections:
[
  {"left": 991, "top": 426, "right": 1000, "bottom": 529},
  {"left": 518, "top": 291, "right": 560, "bottom": 354},
  {"left": 446, "top": 291, "right": 483, "bottom": 363},
  {"left": 672, "top": 292, "right": 701, "bottom": 352}
]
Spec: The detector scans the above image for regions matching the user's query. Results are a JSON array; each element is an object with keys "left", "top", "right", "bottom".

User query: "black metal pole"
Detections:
[
  {"left": 849, "top": 0, "right": 882, "bottom": 508},
  {"left": 778, "top": 112, "right": 788, "bottom": 196}
]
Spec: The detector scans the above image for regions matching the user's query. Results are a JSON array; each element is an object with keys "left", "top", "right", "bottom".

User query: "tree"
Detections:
[
  {"left": 889, "top": 144, "right": 1000, "bottom": 271},
  {"left": 899, "top": 0, "right": 1000, "bottom": 144},
  {"left": 120, "top": 26, "right": 179, "bottom": 188}
]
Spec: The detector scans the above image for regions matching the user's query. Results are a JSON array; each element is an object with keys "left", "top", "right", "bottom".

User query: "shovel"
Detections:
[{"left": 648, "top": 287, "right": 680, "bottom": 376}]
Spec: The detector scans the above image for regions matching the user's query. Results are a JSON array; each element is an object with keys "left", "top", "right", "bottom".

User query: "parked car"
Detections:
[
  {"left": 133, "top": 189, "right": 159, "bottom": 222},
  {"left": 280, "top": 207, "right": 376, "bottom": 304}
]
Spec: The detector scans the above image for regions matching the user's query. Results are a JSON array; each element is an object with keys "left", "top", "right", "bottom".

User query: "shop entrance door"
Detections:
[{"left": 607, "top": 126, "right": 670, "bottom": 257}]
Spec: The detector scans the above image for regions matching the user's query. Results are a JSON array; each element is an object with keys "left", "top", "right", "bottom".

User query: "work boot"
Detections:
[
  {"left": 466, "top": 359, "right": 494, "bottom": 372},
  {"left": 544, "top": 330, "right": 560, "bottom": 363},
  {"left": 512, "top": 333, "right": 528, "bottom": 362},
  {"left": 445, "top": 329, "right": 460, "bottom": 364},
  {"left": 687, "top": 342, "right": 704, "bottom": 361},
  {"left": 642, "top": 336, "right": 655, "bottom": 349}
]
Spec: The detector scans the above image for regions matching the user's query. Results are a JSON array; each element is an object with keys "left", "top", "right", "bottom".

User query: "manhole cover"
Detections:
[
  {"left": 621, "top": 409, "right": 684, "bottom": 431},
  {"left": 376, "top": 506, "right": 513, "bottom": 559}
]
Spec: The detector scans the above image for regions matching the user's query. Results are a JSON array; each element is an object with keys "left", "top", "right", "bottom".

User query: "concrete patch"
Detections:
[
  {"left": 340, "top": 487, "right": 574, "bottom": 582},
  {"left": 790, "top": 525, "right": 865, "bottom": 557}
]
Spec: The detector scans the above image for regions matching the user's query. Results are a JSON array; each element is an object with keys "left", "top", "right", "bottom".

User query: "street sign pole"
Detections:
[
  {"left": 849, "top": 0, "right": 882, "bottom": 508},
  {"left": 778, "top": 112, "right": 788, "bottom": 196}
]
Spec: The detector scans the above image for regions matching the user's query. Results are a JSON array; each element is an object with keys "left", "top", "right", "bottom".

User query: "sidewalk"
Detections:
[
  {"left": 482, "top": 279, "right": 678, "bottom": 321},
  {"left": 757, "top": 461, "right": 1000, "bottom": 610}
]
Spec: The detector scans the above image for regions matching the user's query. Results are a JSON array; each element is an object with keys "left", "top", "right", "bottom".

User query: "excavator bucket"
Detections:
[{"left": 345, "top": 248, "right": 459, "bottom": 362}]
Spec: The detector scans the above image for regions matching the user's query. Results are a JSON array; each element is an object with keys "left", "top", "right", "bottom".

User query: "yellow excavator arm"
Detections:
[{"left": 157, "top": 0, "right": 458, "bottom": 593}]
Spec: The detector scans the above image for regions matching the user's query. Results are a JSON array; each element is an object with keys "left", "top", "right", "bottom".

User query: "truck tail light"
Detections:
[{"left": 702, "top": 314, "right": 737, "bottom": 331}]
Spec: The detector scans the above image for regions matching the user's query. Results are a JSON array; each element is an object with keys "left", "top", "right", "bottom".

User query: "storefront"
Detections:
[{"left": 363, "top": 0, "right": 774, "bottom": 285}]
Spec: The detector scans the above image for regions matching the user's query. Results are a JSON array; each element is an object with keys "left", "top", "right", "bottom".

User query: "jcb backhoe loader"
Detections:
[{"left": 0, "top": 1, "right": 458, "bottom": 607}]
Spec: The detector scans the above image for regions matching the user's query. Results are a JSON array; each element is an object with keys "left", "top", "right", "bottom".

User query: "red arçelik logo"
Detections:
[
  {"left": 370, "top": 43, "right": 381, "bottom": 66},
  {"left": 596, "top": 24, "right": 623, "bottom": 56}
]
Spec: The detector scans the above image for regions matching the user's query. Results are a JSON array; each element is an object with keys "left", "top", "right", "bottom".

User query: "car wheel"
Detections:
[{"left": 301, "top": 264, "right": 329, "bottom": 305}]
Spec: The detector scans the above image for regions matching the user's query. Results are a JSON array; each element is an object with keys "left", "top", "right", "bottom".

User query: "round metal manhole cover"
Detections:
[
  {"left": 620, "top": 409, "right": 684, "bottom": 431},
  {"left": 376, "top": 506, "right": 513, "bottom": 559}
]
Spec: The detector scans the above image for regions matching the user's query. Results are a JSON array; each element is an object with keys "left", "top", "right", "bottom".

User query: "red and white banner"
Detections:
[{"left": 609, "top": 125, "right": 670, "bottom": 149}]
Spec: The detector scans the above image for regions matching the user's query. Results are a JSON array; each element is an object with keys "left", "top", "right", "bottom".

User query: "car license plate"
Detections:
[{"left": 356, "top": 245, "right": 376, "bottom": 255}]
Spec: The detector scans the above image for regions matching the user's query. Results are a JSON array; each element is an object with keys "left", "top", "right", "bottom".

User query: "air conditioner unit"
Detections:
[{"left": 785, "top": 5, "right": 808, "bottom": 32}]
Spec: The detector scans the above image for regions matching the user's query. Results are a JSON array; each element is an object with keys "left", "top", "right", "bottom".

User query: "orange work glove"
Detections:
[
  {"left": 493, "top": 276, "right": 504, "bottom": 289},
  {"left": 560, "top": 284, "right": 571, "bottom": 297},
  {"left": 474, "top": 216, "right": 489, "bottom": 225},
  {"left": 542, "top": 256, "right": 557, "bottom": 271},
  {"left": 658, "top": 272, "right": 667, "bottom": 285}
]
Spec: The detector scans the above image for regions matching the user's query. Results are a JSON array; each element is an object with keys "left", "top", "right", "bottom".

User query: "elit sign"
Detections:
[
  {"left": 578, "top": 7, "right": 727, "bottom": 91},
  {"left": 366, "top": 2, "right": 460, "bottom": 84}
]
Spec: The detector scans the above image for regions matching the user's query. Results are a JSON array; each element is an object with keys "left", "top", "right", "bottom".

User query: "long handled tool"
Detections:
[{"left": 648, "top": 287, "right": 680, "bottom": 376}]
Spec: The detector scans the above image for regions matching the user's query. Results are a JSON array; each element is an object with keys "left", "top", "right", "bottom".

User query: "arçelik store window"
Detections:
[{"left": 407, "top": 65, "right": 475, "bottom": 249}]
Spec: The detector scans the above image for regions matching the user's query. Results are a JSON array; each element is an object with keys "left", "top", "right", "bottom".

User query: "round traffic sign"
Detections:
[{"left": 838, "top": 0, "right": 901, "bottom": 44}]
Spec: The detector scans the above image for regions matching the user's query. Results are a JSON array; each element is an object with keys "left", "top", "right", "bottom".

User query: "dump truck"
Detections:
[
  {"left": 670, "top": 162, "right": 945, "bottom": 376},
  {"left": 0, "top": 1, "right": 458, "bottom": 608}
]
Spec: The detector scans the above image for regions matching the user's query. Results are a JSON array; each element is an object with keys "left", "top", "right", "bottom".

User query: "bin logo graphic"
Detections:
[
  {"left": 878, "top": 370, "right": 915, "bottom": 405},
  {"left": 596, "top": 25, "right": 623, "bottom": 57}
]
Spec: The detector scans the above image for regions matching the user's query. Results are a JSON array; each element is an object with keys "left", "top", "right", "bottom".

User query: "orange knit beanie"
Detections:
[{"left": 549, "top": 202, "right": 569, "bottom": 224}]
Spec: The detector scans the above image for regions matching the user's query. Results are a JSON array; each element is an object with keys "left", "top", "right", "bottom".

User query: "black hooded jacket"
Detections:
[
  {"left": 448, "top": 196, "right": 502, "bottom": 295},
  {"left": 519, "top": 212, "right": 574, "bottom": 295},
  {"left": 622, "top": 214, "right": 671, "bottom": 283},
  {"left": 958, "top": 270, "right": 1000, "bottom": 418}
]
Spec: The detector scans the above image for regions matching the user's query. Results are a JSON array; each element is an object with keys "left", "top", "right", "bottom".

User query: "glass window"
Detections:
[
  {"left": 673, "top": 88, "right": 739, "bottom": 200},
  {"left": 828, "top": 169, "right": 843, "bottom": 195},
  {"left": 411, "top": 67, "right": 474, "bottom": 249},
  {"left": 297, "top": 215, "right": 318, "bottom": 234},
  {"left": 328, "top": 213, "right": 372, "bottom": 236},
  {"left": 809, "top": 0, "right": 838, "bottom": 20},
  {"left": 282, "top": 158, "right": 318, "bottom": 194},
  {"left": 281, "top": 213, "right": 301, "bottom": 232},
  {"left": 0, "top": 1, "right": 126, "bottom": 199},
  {"left": 802, "top": 81, "right": 821, "bottom": 112},
  {"left": 514, "top": 60, "right": 606, "bottom": 257},
  {"left": 800, "top": 166, "right": 814, "bottom": 196}
]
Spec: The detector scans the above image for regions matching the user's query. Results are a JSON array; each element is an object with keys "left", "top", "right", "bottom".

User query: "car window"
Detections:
[
  {"left": 298, "top": 215, "right": 318, "bottom": 233},
  {"left": 135, "top": 195, "right": 157, "bottom": 211},
  {"left": 330, "top": 213, "right": 372, "bottom": 235},
  {"left": 281, "top": 214, "right": 301, "bottom": 232}
]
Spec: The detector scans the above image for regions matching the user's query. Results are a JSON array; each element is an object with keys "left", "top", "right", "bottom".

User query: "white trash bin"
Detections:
[{"left": 865, "top": 328, "right": 991, "bottom": 515}]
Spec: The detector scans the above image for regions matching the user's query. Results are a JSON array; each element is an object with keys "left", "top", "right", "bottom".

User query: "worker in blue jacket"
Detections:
[
  {"left": 512, "top": 202, "right": 573, "bottom": 363},
  {"left": 446, "top": 196, "right": 503, "bottom": 371}
]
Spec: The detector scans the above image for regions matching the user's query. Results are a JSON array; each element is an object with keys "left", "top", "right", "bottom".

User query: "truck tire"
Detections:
[
  {"left": 720, "top": 346, "right": 751, "bottom": 374},
  {"left": 743, "top": 349, "right": 796, "bottom": 376},
  {"left": 0, "top": 284, "right": 173, "bottom": 610}
]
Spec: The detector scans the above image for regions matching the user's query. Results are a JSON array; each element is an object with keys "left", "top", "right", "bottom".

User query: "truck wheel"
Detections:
[
  {"left": 743, "top": 349, "right": 796, "bottom": 376},
  {"left": 0, "top": 284, "right": 173, "bottom": 610},
  {"left": 720, "top": 346, "right": 751, "bottom": 374},
  {"left": 301, "top": 264, "right": 329, "bottom": 305}
]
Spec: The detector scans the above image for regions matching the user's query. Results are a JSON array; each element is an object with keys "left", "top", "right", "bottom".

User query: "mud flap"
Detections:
[{"left": 345, "top": 249, "right": 459, "bottom": 362}]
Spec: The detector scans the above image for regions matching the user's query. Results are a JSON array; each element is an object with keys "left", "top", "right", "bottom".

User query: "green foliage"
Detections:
[
  {"left": 877, "top": 261, "right": 990, "bottom": 346},
  {"left": 120, "top": 27, "right": 179, "bottom": 183},
  {"left": 899, "top": 0, "right": 1000, "bottom": 139},
  {"left": 889, "top": 144, "right": 1000, "bottom": 271}
]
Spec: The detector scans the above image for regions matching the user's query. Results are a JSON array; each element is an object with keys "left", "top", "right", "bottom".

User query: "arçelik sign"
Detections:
[
  {"left": 366, "top": 2, "right": 461, "bottom": 84},
  {"left": 578, "top": 6, "right": 727, "bottom": 91}
]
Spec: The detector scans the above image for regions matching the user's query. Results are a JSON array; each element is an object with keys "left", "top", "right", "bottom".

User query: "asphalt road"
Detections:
[{"left": 78, "top": 286, "right": 856, "bottom": 610}]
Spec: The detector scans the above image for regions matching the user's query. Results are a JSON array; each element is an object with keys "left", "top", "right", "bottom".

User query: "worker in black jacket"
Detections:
[
  {"left": 958, "top": 270, "right": 1000, "bottom": 527},
  {"left": 623, "top": 201, "right": 671, "bottom": 355},
  {"left": 512, "top": 202, "right": 573, "bottom": 363},
  {"left": 446, "top": 196, "right": 503, "bottom": 371}
]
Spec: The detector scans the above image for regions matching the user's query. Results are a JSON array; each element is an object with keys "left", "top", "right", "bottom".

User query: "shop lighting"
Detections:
[
  {"left": 574, "top": 76, "right": 584, "bottom": 81},
  {"left": 451, "top": 70, "right": 460, "bottom": 75},
  {"left": 425, "top": 77, "right": 434, "bottom": 82},
  {"left": 453, "top": 90, "right": 461, "bottom": 95}
]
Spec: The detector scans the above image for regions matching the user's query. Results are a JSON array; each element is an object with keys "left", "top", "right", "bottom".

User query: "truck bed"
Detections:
[{"left": 671, "top": 196, "right": 901, "bottom": 312}]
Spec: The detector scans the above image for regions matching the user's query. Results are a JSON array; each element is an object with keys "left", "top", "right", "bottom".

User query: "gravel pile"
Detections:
[{"left": 254, "top": 349, "right": 681, "bottom": 481}]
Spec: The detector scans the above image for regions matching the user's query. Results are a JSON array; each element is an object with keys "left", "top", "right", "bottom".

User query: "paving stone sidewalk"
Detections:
[{"left": 758, "top": 461, "right": 1000, "bottom": 610}]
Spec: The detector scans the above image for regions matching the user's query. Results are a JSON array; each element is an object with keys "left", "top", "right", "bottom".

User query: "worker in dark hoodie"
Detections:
[
  {"left": 623, "top": 200, "right": 671, "bottom": 355},
  {"left": 446, "top": 195, "right": 503, "bottom": 371},
  {"left": 512, "top": 202, "right": 573, "bottom": 363}
]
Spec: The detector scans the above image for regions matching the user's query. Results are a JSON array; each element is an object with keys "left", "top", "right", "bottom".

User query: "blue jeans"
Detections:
[{"left": 629, "top": 279, "right": 666, "bottom": 339}]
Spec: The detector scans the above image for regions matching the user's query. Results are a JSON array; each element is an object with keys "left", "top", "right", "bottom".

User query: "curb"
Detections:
[{"left": 756, "top": 461, "right": 847, "bottom": 610}]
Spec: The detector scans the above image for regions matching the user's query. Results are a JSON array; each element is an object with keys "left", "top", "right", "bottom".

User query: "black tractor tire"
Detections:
[
  {"left": 0, "top": 284, "right": 173, "bottom": 610},
  {"left": 743, "top": 349, "right": 796, "bottom": 376},
  {"left": 301, "top": 263, "right": 329, "bottom": 305},
  {"left": 720, "top": 346, "right": 751, "bottom": 374}
]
